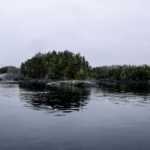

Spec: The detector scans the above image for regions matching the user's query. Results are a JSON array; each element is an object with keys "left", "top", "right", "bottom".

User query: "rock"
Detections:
[{"left": 47, "top": 80, "right": 97, "bottom": 88}]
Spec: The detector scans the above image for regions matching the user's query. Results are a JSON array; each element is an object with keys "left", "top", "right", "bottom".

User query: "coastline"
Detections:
[
  {"left": 1, "top": 79, "right": 150, "bottom": 88},
  {"left": 96, "top": 79, "right": 150, "bottom": 85}
]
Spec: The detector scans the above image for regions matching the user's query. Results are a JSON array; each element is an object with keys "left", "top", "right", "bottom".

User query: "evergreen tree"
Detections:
[{"left": 20, "top": 50, "right": 91, "bottom": 80}]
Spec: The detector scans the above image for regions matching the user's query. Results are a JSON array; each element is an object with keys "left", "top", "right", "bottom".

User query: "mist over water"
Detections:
[{"left": 0, "top": 82, "right": 150, "bottom": 150}]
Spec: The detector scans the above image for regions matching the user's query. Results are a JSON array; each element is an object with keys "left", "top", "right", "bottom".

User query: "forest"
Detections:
[
  {"left": 6, "top": 50, "right": 149, "bottom": 82},
  {"left": 92, "top": 65, "right": 150, "bottom": 81},
  {"left": 20, "top": 50, "right": 91, "bottom": 80},
  {"left": 0, "top": 66, "right": 19, "bottom": 74}
]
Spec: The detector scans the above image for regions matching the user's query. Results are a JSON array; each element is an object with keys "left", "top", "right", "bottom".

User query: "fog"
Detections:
[{"left": 0, "top": 0, "right": 150, "bottom": 67}]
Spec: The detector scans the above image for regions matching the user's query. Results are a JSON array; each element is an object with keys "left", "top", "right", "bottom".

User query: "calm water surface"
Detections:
[{"left": 0, "top": 83, "right": 150, "bottom": 150}]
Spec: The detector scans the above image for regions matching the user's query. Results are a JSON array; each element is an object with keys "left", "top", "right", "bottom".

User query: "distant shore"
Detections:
[{"left": 96, "top": 79, "right": 150, "bottom": 85}]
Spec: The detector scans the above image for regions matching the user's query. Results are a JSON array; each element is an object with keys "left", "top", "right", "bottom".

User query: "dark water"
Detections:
[{"left": 0, "top": 83, "right": 150, "bottom": 150}]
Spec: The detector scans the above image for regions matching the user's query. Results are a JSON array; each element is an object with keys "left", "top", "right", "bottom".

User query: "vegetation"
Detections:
[
  {"left": 19, "top": 51, "right": 150, "bottom": 82},
  {"left": 0, "top": 66, "right": 20, "bottom": 81},
  {"left": 0, "top": 66, "right": 19, "bottom": 74},
  {"left": 92, "top": 65, "right": 150, "bottom": 81},
  {"left": 20, "top": 50, "right": 91, "bottom": 80}
]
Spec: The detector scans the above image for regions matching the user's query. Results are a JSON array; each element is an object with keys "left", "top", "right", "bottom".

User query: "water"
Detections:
[{"left": 0, "top": 82, "right": 150, "bottom": 150}]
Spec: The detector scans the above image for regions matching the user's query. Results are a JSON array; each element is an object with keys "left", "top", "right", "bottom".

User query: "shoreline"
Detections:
[
  {"left": 1, "top": 79, "right": 150, "bottom": 87},
  {"left": 96, "top": 79, "right": 150, "bottom": 85}
]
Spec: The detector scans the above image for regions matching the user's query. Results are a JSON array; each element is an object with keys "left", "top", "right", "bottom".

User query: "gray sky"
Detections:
[{"left": 0, "top": 0, "right": 150, "bottom": 67}]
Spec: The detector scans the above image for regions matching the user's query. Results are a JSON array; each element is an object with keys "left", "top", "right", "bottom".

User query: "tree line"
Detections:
[
  {"left": 92, "top": 65, "right": 150, "bottom": 81},
  {"left": 0, "top": 66, "right": 19, "bottom": 74},
  {"left": 19, "top": 51, "right": 150, "bottom": 81}
]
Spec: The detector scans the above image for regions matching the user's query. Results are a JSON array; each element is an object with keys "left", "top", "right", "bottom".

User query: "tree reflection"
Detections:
[
  {"left": 20, "top": 86, "right": 90, "bottom": 114},
  {"left": 98, "top": 83, "right": 150, "bottom": 96}
]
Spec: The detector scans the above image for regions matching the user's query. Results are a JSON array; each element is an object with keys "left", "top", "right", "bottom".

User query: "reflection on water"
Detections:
[
  {"left": 99, "top": 83, "right": 150, "bottom": 95},
  {"left": 92, "top": 83, "right": 150, "bottom": 106},
  {"left": 1, "top": 82, "right": 150, "bottom": 150},
  {"left": 20, "top": 86, "right": 90, "bottom": 114},
  {"left": 19, "top": 83, "right": 150, "bottom": 113}
]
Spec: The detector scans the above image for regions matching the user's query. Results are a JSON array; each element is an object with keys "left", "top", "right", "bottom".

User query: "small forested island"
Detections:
[
  {"left": 20, "top": 50, "right": 90, "bottom": 80},
  {"left": 0, "top": 50, "right": 150, "bottom": 86}
]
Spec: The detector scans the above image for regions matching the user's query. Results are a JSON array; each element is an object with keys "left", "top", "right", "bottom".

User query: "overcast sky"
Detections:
[{"left": 0, "top": 0, "right": 150, "bottom": 67}]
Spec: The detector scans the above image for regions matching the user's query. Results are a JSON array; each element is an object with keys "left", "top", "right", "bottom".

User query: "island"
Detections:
[{"left": 0, "top": 50, "right": 150, "bottom": 87}]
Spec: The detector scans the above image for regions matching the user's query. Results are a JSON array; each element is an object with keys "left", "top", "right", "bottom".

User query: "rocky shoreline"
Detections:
[
  {"left": 18, "top": 79, "right": 97, "bottom": 88},
  {"left": 47, "top": 80, "right": 97, "bottom": 88},
  {"left": 1, "top": 79, "right": 150, "bottom": 89}
]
